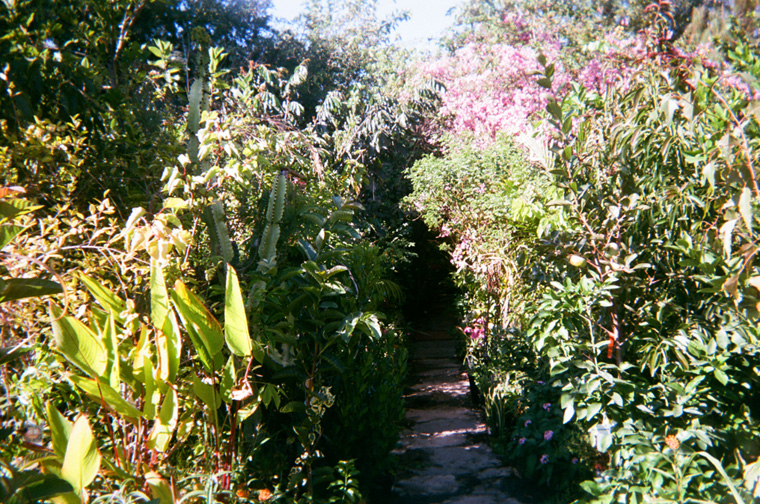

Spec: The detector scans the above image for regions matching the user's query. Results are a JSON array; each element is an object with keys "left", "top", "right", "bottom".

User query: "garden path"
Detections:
[{"left": 389, "top": 303, "right": 526, "bottom": 504}]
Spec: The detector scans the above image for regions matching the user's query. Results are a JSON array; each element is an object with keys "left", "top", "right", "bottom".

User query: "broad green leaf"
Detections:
[
  {"left": 0, "top": 223, "right": 24, "bottom": 249},
  {"left": 224, "top": 266, "right": 252, "bottom": 357},
  {"left": 46, "top": 403, "right": 72, "bottom": 458},
  {"left": 145, "top": 471, "right": 174, "bottom": 504},
  {"left": 0, "top": 198, "right": 41, "bottom": 222},
  {"left": 563, "top": 401, "right": 575, "bottom": 424},
  {"left": 13, "top": 473, "right": 73, "bottom": 501},
  {"left": 155, "top": 319, "right": 181, "bottom": 385},
  {"left": 221, "top": 356, "right": 235, "bottom": 404},
  {"left": 78, "top": 273, "right": 125, "bottom": 316},
  {"left": 101, "top": 309, "right": 120, "bottom": 388},
  {"left": 714, "top": 368, "right": 729, "bottom": 386},
  {"left": 152, "top": 263, "right": 181, "bottom": 382},
  {"left": 61, "top": 416, "right": 101, "bottom": 496},
  {"left": 171, "top": 280, "right": 223, "bottom": 372},
  {"left": 0, "top": 278, "right": 62, "bottom": 303},
  {"left": 148, "top": 388, "right": 178, "bottom": 452},
  {"left": 68, "top": 375, "right": 144, "bottom": 421},
  {"left": 587, "top": 402, "right": 603, "bottom": 420},
  {"left": 51, "top": 304, "right": 107, "bottom": 377},
  {"left": 362, "top": 313, "right": 382, "bottom": 340},
  {"left": 720, "top": 218, "right": 738, "bottom": 257},
  {"left": 150, "top": 263, "right": 170, "bottom": 330},
  {"left": 192, "top": 375, "right": 220, "bottom": 425}
]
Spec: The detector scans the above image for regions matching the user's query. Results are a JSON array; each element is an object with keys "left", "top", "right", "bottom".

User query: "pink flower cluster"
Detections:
[
  {"left": 463, "top": 317, "right": 487, "bottom": 340},
  {"left": 416, "top": 28, "right": 647, "bottom": 148}
]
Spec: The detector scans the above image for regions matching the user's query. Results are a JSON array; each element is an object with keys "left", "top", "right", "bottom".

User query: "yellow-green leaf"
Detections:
[
  {"left": 739, "top": 186, "right": 753, "bottom": 232},
  {"left": 148, "top": 388, "right": 178, "bottom": 452},
  {"left": 171, "top": 280, "right": 223, "bottom": 372},
  {"left": 224, "top": 266, "right": 252, "bottom": 357},
  {"left": 51, "top": 304, "right": 107, "bottom": 377},
  {"left": 145, "top": 471, "right": 175, "bottom": 504},
  {"left": 46, "top": 403, "right": 72, "bottom": 458},
  {"left": 61, "top": 416, "right": 101, "bottom": 496},
  {"left": 68, "top": 375, "right": 144, "bottom": 421},
  {"left": 78, "top": 273, "right": 125, "bottom": 318}
]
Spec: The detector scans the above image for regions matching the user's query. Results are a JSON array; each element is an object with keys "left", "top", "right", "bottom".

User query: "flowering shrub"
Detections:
[{"left": 409, "top": 4, "right": 760, "bottom": 502}]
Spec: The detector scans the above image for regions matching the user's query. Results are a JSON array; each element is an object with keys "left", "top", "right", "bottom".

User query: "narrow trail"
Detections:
[{"left": 389, "top": 303, "right": 526, "bottom": 504}]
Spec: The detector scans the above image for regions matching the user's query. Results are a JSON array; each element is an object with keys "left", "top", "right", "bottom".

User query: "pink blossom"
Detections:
[
  {"left": 544, "top": 430, "right": 554, "bottom": 440},
  {"left": 540, "top": 454, "right": 549, "bottom": 464},
  {"left": 524, "top": 420, "right": 532, "bottom": 427},
  {"left": 518, "top": 437, "right": 527, "bottom": 445},
  {"left": 542, "top": 403, "right": 551, "bottom": 411}
]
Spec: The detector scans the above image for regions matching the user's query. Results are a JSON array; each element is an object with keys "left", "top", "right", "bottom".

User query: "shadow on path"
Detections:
[{"left": 389, "top": 299, "right": 526, "bottom": 504}]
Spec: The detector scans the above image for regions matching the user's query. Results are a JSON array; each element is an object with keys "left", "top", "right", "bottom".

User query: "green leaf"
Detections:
[
  {"left": 587, "top": 402, "right": 603, "bottom": 420},
  {"left": 0, "top": 224, "right": 24, "bottom": 249},
  {"left": 171, "top": 280, "right": 223, "bottom": 373},
  {"left": 78, "top": 274, "right": 125, "bottom": 316},
  {"left": 101, "top": 309, "right": 120, "bottom": 388},
  {"left": 0, "top": 198, "right": 41, "bottom": 223},
  {"left": 151, "top": 264, "right": 170, "bottom": 329},
  {"left": 580, "top": 480, "right": 603, "bottom": 496},
  {"left": 14, "top": 473, "right": 74, "bottom": 501},
  {"left": 192, "top": 375, "right": 221, "bottom": 425},
  {"left": 713, "top": 368, "right": 729, "bottom": 386},
  {"left": 46, "top": 403, "right": 72, "bottom": 458},
  {"left": 537, "top": 77, "right": 552, "bottom": 89},
  {"left": 51, "top": 305, "right": 107, "bottom": 377},
  {"left": 147, "top": 388, "right": 178, "bottom": 452},
  {"left": 145, "top": 472, "right": 174, "bottom": 504},
  {"left": 739, "top": 186, "right": 753, "bottom": 232},
  {"left": 68, "top": 375, "right": 144, "bottom": 421},
  {"left": 221, "top": 356, "right": 235, "bottom": 403},
  {"left": 61, "top": 416, "right": 101, "bottom": 496},
  {"left": 0, "top": 278, "right": 62, "bottom": 303},
  {"left": 224, "top": 266, "right": 252, "bottom": 357},
  {"left": 361, "top": 313, "right": 382, "bottom": 340},
  {"left": 152, "top": 264, "right": 181, "bottom": 383},
  {"left": 563, "top": 401, "right": 575, "bottom": 424},
  {"left": 546, "top": 101, "right": 562, "bottom": 121}
]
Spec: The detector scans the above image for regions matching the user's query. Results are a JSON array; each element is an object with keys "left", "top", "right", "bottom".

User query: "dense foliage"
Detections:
[
  {"left": 3, "top": 0, "right": 760, "bottom": 502},
  {"left": 0, "top": 0, "right": 437, "bottom": 502},
  {"left": 406, "top": 0, "right": 760, "bottom": 502}
]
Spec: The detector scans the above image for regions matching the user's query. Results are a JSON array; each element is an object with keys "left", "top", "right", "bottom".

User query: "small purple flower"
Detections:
[
  {"left": 524, "top": 420, "right": 532, "bottom": 427},
  {"left": 542, "top": 402, "right": 551, "bottom": 411},
  {"left": 543, "top": 430, "right": 554, "bottom": 441},
  {"left": 540, "top": 454, "right": 549, "bottom": 465},
  {"left": 537, "top": 380, "right": 544, "bottom": 385},
  {"left": 518, "top": 437, "right": 526, "bottom": 445},
  {"left": 572, "top": 457, "right": 579, "bottom": 464}
]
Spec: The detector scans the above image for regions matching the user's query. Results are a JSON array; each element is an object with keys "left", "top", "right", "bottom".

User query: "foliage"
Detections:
[
  {"left": 405, "top": 134, "right": 564, "bottom": 324},
  {"left": 408, "top": 4, "right": 760, "bottom": 502}
]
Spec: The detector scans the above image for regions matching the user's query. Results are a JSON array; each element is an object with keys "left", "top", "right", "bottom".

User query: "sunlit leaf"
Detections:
[
  {"left": 51, "top": 304, "right": 107, "bottom": 377},
  {"left": 0, "top": 278, "right": 62, "bottom": 303},
  {"left": 61, "top": 416, "right": 101, "bottom": 496},
  {"left": 224, "top": 265, "right": 252, "bottom": 357}
]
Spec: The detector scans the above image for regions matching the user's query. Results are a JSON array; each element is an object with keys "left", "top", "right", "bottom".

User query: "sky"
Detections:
[{"left": 269, "top": 0, "right": 463, "bottom": 50}]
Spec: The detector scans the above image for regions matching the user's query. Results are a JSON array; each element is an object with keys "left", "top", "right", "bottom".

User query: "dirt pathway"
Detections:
[{"left": 390, "top": 310, "right": 525, "bottom": 504}]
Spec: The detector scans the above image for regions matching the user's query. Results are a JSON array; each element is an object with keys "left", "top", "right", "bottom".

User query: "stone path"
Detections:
[{"left": 390, "top": 314, "right": 526, "bottom": 504}]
